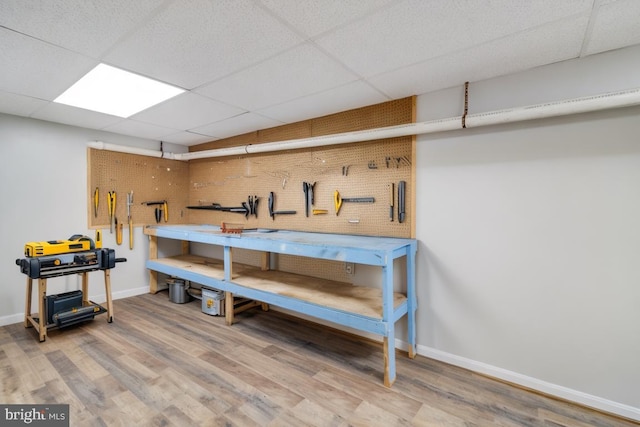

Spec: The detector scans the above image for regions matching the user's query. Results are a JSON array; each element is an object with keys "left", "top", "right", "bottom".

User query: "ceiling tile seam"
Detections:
[
  {"left": 250, "top": 0, "right": 398, "bottom": 99},
  {"left": 189, "top": 40, "right": 311, "bottom": 94},
  {"left": 0, "top": 88, "right": 51, "bottom": 105},
  {"left": 187, "top": 112, "right": 287, "bottom": 140},
  {"left": 99, "top": 118, "right": 181, "bottom": 137},
  {"left": 95, "top": 0, "right": 178, "bottom": 61},
  {"left": 255, "top": 0, "right": 401, "bottom": 41},
  {"left": 578, "top": 0, "right": 604, "bottom": 58},
  {"left": 252, "top": 78, "right": 388, "bottom": 119},
  {"left": 183, "top": 111, "right": 267, "bottom": 138},
  {"left": 0, "top": 25, "right": 100, "bottom": 81},
  {"left": 362, "top": 11, "right": 594, "bottom": 86}
]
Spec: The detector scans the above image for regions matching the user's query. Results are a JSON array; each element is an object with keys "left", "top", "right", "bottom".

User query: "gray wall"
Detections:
[{"left": 415, "top": 45, "right": 640, "bottom": 417}]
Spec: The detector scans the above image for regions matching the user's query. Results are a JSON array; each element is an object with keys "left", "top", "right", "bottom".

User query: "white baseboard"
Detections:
[
  {"left": 0, "top": 313, "right": 24, "bottom": 327},
  {"left": 0, "top": 286, "right": 150, "bottom": 327},
  {"left": 415, "top": 344, "right": 640, "bottom": 422}
]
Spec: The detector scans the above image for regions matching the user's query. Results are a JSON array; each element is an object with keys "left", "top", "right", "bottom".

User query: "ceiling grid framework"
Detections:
[{"left": 1, "top": 0, "right": 639, "bottom": 146}]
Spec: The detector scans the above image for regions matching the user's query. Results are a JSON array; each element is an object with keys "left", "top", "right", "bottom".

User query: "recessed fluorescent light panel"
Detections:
[{"left": 54, "top": 64, "right": 184, "bottom": 117}]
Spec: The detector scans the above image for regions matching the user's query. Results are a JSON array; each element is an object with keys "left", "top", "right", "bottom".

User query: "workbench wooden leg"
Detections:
[
  {"left": 383, "top": 336, "right": 396, "bottom": 387},
  {"left": 104, "top": 269, "right": 114, "bottom": 323},
  {"left": 37, "top": 279, "right": 47, "bottom": 342},
  {"left": 149, "top": 235, "right": 159, "bottom": 294},
  {"left": 24, "top": 277, "right": 33, "bottom": 328},
  {"left": 225, "top": 291, "right": 234, "bottom": 326}
]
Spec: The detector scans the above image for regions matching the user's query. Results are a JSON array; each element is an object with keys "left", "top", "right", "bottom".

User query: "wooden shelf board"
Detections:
[
  {"left": 153, "top": 254, "right": 406, "bottom": 319},
  {"left": 153, "top": 254, "right": 225, "bottom": 280}
]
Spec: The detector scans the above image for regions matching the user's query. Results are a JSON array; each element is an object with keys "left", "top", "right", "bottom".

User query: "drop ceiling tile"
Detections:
[
  {"left": 258, "top": 81, "right": 388, "bottom": 123},
  {"left": 102, "top": 119, "right": 178, "bottom": 140},
  {"left": 316, "top": 0, "right": 592, "bottom": 77},
  {"left": 258, "top": 0, "right": 395, "bottom": 37},
  {"left": 583, "top": 0, "right": 640, "bottom": 55},
  {"left": 0, "top": 91, "right": 49, "bottom": 117},
  {"left": 160, "top": 131, "right": 217, "bottom": 146},
  {"left": 369, "top": 15, "right": 588, "bottom": 100},
  {"left": 192, "top": 113, "right": 283, "bottom": 138},
  {"left": 31, "top": 102, "right": 123, "bottom": 130},
  {"left": 0, "top": 27, "right": 98, "bottom": 100},
  {"left": 104, "top": 0, "right": 303, "bottom": 89},
  {"left": 0, "top": 0, "right": 166, "bottom": 58},
  {"left": 132, "top": 93, "right": 245, "bottom": 131},
  {"left": 196, "top": 43, "right": 359, "bottom": 110}
]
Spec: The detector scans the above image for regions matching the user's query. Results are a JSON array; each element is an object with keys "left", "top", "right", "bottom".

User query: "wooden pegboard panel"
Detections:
[
  {"left": 191, "top": 131, "right": 258, "bottom": 152},
  {"left": 88, "top": 149, "right": 189, "bottom": 229},
  {"left": 187, "top": 137, "right": 412, "bottom": 237},
  {"left": 186, "top": 97, "right": 415, "bottom": 238},
  {"left": 258, "top": 120, "right": 312, "bottom": 143},
  {"left": 312, "top": 98, "right": 414, "bottom": 136}
]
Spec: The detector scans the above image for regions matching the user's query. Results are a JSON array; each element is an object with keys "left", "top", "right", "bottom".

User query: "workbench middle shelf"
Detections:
[{"left": 147, "top": 253, "right": 407, "bottom": 320}]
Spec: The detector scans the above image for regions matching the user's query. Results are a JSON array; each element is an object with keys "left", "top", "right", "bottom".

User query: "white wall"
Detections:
[
  {"left": 415, "top": 45, "right": 640, "bottom": 419},
  {"left": 0, "top": 114, "right": 185, "bottom": 325}
]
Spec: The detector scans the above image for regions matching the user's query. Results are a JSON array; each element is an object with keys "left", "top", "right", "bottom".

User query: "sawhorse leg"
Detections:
[
  {"left": 24, "top": 277, "right": 32, "bottom": 328},
  {"left": 37, "top": 279, "right": 46, "bottom": 342},
  {"left": 104, "top": 269, "right": 114, "bottom": 323},
  {"left": 24, "top": 277, "right": 47, "bottom": 341}
]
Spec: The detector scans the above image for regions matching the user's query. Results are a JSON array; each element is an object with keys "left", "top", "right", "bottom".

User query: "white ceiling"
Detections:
[{"left": 1, "top": 0, "right": 639, "bottom": 146}]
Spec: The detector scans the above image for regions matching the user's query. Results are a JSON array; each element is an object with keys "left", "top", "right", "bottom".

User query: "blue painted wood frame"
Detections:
[{"left": 144, "top": 224, "right": 417, "bottom": 386}]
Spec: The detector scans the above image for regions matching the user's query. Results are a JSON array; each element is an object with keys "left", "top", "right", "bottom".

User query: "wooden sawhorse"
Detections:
[{"left": 24, "top": 269, "right": 114, "bottom": 342}]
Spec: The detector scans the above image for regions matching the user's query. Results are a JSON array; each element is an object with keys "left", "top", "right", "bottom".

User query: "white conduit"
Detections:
[
  {"left": 87, "top": 140, "right": 177, "bottom": 159},
  {"left": 88, "top": 87, "right": 640, "bottom": 160}
]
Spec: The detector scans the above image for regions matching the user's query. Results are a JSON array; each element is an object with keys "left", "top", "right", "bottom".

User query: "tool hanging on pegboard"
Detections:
[
  {"left": 268, "top": 192, "right": 296, "bottom": 220},
  {"left": 303, "top": 182, "right": 315, "bottom": 217},
  {"left": 127, "top": 191, "right": 134, "bottom": 249},
  {"left": 107, "top": 191, "right": 116, "bottom": 233},
  {"left": 141, "top": 200, "right": 168, "bottom": 223},
  {"left": 398, "top": 181, "right": 406, "bottom": 223},
  {"left": 334, "top": 190, "right": 375, "bottom": 216}
]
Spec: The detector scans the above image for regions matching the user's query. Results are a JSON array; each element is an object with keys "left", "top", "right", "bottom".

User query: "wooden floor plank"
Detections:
[{"left": 0, "top": 292, "right": 635, "bottom": 427}]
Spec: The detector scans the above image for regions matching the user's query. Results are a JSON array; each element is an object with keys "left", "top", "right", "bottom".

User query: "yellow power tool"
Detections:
[{"left": 24, "top": 234, "right": 96, "bottom": 257}]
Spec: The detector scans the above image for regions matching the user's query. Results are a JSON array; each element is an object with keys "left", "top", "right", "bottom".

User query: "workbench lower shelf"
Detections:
[{"left": 148, "top": 254, "right": 408, "bottom": 334}]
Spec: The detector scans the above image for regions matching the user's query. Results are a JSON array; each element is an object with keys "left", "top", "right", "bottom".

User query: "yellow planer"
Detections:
[{"left": 24, "top": 234, "right": 101, "bottom": 257}]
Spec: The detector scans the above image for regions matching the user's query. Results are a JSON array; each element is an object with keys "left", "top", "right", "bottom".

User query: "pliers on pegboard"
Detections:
[{"left": 243, "top": 195, "right": 259, "bottom": 218}]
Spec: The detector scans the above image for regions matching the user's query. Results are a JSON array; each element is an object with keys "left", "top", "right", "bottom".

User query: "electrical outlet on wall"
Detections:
[{"left": 345, "top": 262, "right": 355, "bottom": 275}]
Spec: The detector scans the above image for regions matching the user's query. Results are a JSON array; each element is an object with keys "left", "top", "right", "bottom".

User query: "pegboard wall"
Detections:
[
  {"left": 187, "top": 97, "right": 415, "bottom": 238},
  {"left": 88, "top": 149, "right": 189, "bottom": 229},
  {"left": 88, "top": 97, "right": 415, "bottom": 240},
  {"left": 187, "top": 138, "right": 412, "bottom": 237}
]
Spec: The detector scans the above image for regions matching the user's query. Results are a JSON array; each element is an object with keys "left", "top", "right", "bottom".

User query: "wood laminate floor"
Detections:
[{"left": 0, "top": 292, "right": 635, "bottom": 426}]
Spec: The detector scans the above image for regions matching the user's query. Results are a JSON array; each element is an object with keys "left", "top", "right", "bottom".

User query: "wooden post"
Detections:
[
  {"left": 104, "top": 269, "right": 114, "bottom": 323},
  {"left": 81, "top": 272, "right": 89, "bottom": 305},
  {"left": 225, "top": 291, "right": 234, "bottom": 326},
  {"left": 260, "top": 252, "right": 270, "bottom": 311},
  {"left": 383, "top": 337, "right": 395, "bottom": 387},
  {"left": 24, "top": 277, "right": 33, "bottom": 328},
  {"left": 37, "top": 278, "right": 47, "bottom": 342},
  {"left": 149, "top": 235, "right": 158, "bottom": 294}
]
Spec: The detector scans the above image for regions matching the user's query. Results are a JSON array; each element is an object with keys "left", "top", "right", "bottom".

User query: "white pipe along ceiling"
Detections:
[{"left": 88, "top": 86, "right": 640, "bottom": 160}]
